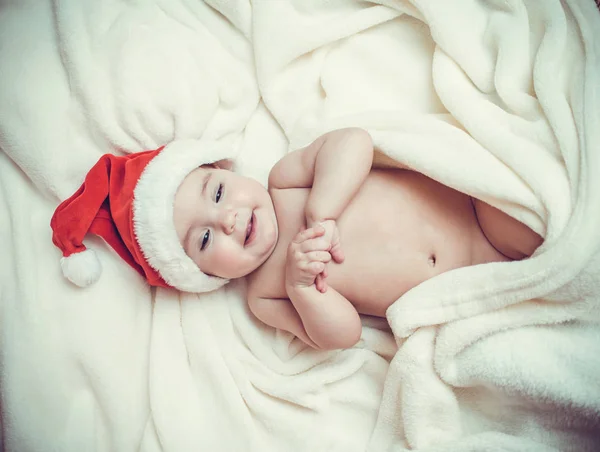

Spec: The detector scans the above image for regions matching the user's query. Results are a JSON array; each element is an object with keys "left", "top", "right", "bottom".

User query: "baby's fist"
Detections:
[
  {"left": 285, "top": 226, "right": 333, "bottom": 289},
  {"left": 316, "top": 220, "right": 344, "bottom": 264}
]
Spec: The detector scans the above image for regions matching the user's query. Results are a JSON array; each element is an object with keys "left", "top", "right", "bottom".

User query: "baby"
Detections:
[
  {"left": 51, "top": 128, "right": 541, "bottom": 350},
  {"left": 171, "top": 128, "right": 542, "bottom": 350}
]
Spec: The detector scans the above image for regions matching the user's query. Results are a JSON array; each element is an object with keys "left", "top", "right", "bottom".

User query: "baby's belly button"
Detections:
[{"left": 428, "top": 242, "right": 473, "bottom": 273}]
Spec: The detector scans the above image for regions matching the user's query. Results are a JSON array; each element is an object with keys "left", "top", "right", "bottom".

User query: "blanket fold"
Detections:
[
  {"left": 1, "top": 0, "right": 599, "bottom": 451},
  {"left": 255, "top": 0, "right": 600, "bottom": 450}
]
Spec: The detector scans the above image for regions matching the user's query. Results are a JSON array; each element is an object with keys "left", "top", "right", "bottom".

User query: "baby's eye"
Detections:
[
  {"left": 215, "top": 184, "right": 223, "bottom": 203},
  {"left": 200, "top": 231, "right": 210, "bottom": 251}
]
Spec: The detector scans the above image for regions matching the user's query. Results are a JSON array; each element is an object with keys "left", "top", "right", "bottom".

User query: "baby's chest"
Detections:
[
  {"left": 249, "top": 188, "right": 310, "bottom": 298},
  {"left": 253, "top": 170, "right": 477, "bottom": 315}
]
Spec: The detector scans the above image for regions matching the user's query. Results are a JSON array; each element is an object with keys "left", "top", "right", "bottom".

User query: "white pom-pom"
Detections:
[{"left": 60, "top": 249, "right": 102, "bottom": 287}]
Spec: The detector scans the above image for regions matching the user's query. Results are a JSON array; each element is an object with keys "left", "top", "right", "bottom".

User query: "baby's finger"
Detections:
[
  {"left": 315, "top": 274, "right": 324, "bottom": 292},
  {"left": 305, "top": 251, "right": 331, "bottom": 263},
  {"left": 305, "top": 261, "right": 325, "bottom": 275},
  {"left": 315, "top": 274, "right": 328, "bottom": 293},
  {"left": 300, "top": 237, "right": 331, "bottom": 252},
  {"left": 330, "top": 245, "right": 345, "bottom": 263},
  {"left": 293, "top": 225, "right": 325, "bottom": 244}
]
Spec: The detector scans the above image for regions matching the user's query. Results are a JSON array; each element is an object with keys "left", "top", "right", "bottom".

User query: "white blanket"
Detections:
[{"left": 1, "top": 0, "right": 599, "bottom": 451}]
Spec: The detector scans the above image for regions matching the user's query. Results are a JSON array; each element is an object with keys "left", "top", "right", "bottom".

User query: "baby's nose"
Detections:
[{"left": 220, "top": 209, "right": 237, "bottom": 234}]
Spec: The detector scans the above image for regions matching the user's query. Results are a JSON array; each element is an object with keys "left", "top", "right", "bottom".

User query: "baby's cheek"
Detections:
[
  {"left": 221, "top": 251, "right": 242, "bottom": 268},
  {"left": 213, "top": 244, "right": 249, "bottom": 278}
]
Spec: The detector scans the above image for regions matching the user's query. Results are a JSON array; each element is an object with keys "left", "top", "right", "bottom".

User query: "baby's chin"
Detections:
[
  {"left": 211, "top": 250, "right": 275, "bottom": 280},
  {"left": 242, "top": 248, "right": 276, "bottom": 278}
]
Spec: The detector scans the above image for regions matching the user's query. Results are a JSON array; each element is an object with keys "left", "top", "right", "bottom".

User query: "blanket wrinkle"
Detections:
[
  {"left": 1, "top": 0, "right": 600, "bottom": 451},
  {"left": 256, "top": 0, "right": 600, "bottom": 450},
  {"left": 203, "top": 0, "right": 253, "bottom": 41},
  {"left": 227, "top": 281, "right": 378, "bottom": 410},
  {"left": 53, "top": 0, "right": 258, "bottom": 151}
]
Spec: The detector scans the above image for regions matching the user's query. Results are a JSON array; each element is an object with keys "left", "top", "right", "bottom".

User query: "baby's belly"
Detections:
[{"left": 325, "top": 170, "right": 483, "bottom": 317}]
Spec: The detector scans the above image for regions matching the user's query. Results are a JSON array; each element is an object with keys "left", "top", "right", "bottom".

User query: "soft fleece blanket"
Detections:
[{"left": 1, "top": 0, "right": 599, "bottom": 451}]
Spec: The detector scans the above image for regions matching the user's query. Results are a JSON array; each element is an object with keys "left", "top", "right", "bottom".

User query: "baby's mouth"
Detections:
[{"left": 244, "top": 212, "right": 255, "bottom": 246}]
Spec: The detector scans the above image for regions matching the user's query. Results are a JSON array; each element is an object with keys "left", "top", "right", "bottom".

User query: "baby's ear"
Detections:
[{"left": 213, "top": 159, "right": 234, "bottom": 171}]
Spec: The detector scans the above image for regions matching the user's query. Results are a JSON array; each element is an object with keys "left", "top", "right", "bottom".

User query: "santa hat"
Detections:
[{"left": 50, "top": 139, "right": 234, "bottom": 293}]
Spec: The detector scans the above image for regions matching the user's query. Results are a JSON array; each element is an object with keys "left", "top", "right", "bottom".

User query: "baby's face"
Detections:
[{"left": 173, "top": 166, "right": 278, "bottom": 279}]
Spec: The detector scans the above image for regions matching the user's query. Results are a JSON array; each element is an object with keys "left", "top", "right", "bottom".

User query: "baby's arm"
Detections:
[
  {"left": 247, "top": 225, "right": 362, "bottom": 350},
  {"left": 284, "top": 226, "right": 362, "bottom": 349},
  {"left": 248, "top": 291, "right": 361, "bottom": 350},
  {"left": 248, "top": 296, "right": 320, "bottom": 349},
  {"left": 285, "top": 285, "right": 362, "bottom": 350},
  {"left": 269, "top": 127, "right": 374, "bottom": 226}
]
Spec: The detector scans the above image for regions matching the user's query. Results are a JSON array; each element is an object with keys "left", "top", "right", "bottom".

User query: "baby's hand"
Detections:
[
  {"left": 316, "top": 220, "right": 344, "bottom": 264},
  {"left": 310, "top": 220, "right": 344, "bottom": 293},
  {"left": 285, "top": 226, "right": 332, "bottom": 290}
]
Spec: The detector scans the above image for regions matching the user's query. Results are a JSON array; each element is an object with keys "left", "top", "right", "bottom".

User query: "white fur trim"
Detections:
[
  {"left": 133, "top": 139, "right": 236, "bottom": 293},
  {"left": 61, "top": 248, "right": 102, "bottom": 287}
]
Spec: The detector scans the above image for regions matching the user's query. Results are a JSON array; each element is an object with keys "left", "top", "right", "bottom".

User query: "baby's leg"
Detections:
[{"left": 472, "top": 199, "right": 543, "bottom": 260}]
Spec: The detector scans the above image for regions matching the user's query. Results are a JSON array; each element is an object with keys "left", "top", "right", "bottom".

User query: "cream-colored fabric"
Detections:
[{"left": 1, "top": 0, "right": 599, "bottom": 451}]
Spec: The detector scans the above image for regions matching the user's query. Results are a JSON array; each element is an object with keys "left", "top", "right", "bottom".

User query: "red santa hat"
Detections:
[{"left": 50, "top": 139, "right": 233, "bottom": 293}]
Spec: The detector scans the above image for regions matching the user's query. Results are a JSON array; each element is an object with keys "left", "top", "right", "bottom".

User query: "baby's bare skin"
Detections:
[
  {"left": 249, "top": 168, "right": 520, "bottom": 318},
  {"left": 242, "top": 129, "right": 543, "bottom": 350},
  {"left": 171, "top": 127, "right": 541, "bottom": 350}
]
